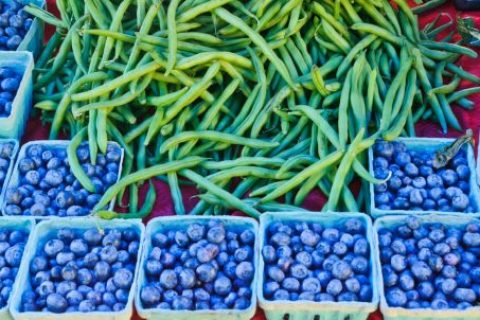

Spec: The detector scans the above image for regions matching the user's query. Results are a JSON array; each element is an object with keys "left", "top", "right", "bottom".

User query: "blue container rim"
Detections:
[
  {"left": 257, "top": 211, "right": 380, "bottom": 313},
  {"left": 374, "top": 214, "right": 480, "bottom": 318},
  {"left": 368, "top": 137, "right": 480, "bottom": 217},
  {"left": 135, "top": 215, "right": 260, "bottom": 319}
]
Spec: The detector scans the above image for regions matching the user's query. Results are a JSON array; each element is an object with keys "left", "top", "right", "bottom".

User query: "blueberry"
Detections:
[
  {"left": 236, "top": 261, "right": 254, "bottom": 281},
  {"left": 326, "top": 279, "right": 343, "bottom": 297},
  {"left": 196, "top": 263, "right": 216, "bottom": 283},
  {"left": 453, "top": 288, "right": 476, "bottom": 303},
  {"left": 282, "top": 277, "right": 300, "bottom": 292},
  {"left": 46, "top": 293, "right": 68, "bottom": 313},
  {"left": 456, "top": 164, "right": 470, "bottom": 180}
]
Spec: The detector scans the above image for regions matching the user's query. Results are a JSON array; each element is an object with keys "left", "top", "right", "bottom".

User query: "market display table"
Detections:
[{"left": 16, "top": 0, "right": 480, "bottom": 319}]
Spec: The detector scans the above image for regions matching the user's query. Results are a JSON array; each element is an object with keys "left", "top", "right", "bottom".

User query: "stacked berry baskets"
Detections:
[
  {"left": 369, "top": 138, "right": 480, "bottom": 218},
  {"left": 1, "top": 141, "right": 123, "bottom": 218},
  {"left": 10, "top": 218, "right": 145, "bottom": 320},
  {"left": 258, "top": 212, "right": 379, "bottom": 320},
  {"left": 374, "top": 214, "right": 480, "bottom": 320},
  {"left": 136, "top": 216, "right": 259, "bottom": 320}
]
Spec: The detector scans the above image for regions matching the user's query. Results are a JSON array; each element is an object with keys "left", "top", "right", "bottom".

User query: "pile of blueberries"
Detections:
[
  {"left": 0, "top": 0, "right": 33, "bottom": 50},
  {"left": 373, "top": 140, "right": 475, "bottom": 213},
  {"left": 3, "top": 142, "right": 122, "bottom": 217},
  {"left": 0, "top": 67, "right": 22, "bottom": 117},
  {"left": 0, "top": 142, "right": 15, "bottom": 190},
  {"left": 262, "top": 218, "right": 373, "bottom": 303},
  {"left": 21, "top": 227, "right": 140, "bottom": 313},
  {"left": 379, "top": 216, "right": 480, "bottom": 310},
  {"left": 140, "top": 221, "right": 255, "bottom": 311},
  {"left": 0, "top": 228, "right": 28, "bottom": 309}
]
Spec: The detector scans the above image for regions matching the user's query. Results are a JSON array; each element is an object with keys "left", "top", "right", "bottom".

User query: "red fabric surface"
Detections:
[{"left": 34, "top": 1, "right": 480, "bottom": 319}]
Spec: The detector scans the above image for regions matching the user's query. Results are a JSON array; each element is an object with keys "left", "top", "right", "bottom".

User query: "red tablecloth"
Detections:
[{"left": 33, "top": 1, "right": 480, "bottom": 319}]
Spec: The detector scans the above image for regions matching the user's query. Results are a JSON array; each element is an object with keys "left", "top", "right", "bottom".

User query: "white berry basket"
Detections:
[
  {"left": 10, "top": 217, "right": 145, "bottom": 320},
  {"left": 0, "top": 217, "right": 35, "bottom": 320},
  {"left": 374, "top": 214, "right": 480, "bottom": 320},
  {"left": 0, "top": 51, "right": 34, "bottom": 140},
  {"left": 0, "top": 140, "right": 124, "bottom": 219},
  {"left": 135, "top": 216, "right": 259, "bottom": 320},
  {"left": 368, "top": 138, "right": 480, "bottom": 218},
  {"left": 258, "top": 212, "right": 379, "bottom": 320}
]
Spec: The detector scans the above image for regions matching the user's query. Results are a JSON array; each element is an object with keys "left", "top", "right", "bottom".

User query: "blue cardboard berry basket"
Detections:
[
  {"left": 2, "top": 0, "right": 45, "bottom": 57},
  {"left": 0, "top": 140, "right": 124, "bottom": 219},
  {"left": 0, "top": 217, "right": 35, "bottom": 320},
  {"left": 373, "top": 214, "right": 480, "bottom": 320},
  {"left": 368, "top": 138, "right": 480, "bottom": 218},
  {"left": 10, "top": 217, "right": 145, "bottom": 320},
  {"left": 135, "top": 216, "right": 259, "bottom": 320},
  {"left": 0, "top": 51, "right": 34, "bottom": 140},
  {"left": 258, "top": 211, "right": 380, "bottom": 320},
  {"left": 0, "top": 139, "right": 19, "bottom": 204}
]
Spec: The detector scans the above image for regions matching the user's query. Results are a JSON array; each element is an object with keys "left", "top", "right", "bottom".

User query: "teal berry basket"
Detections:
[
  {"left": 368, "top": 138, "right": 480, "bottom": 218},
  {"left": 10, "top": 218, "right": 145, "bottom": 320},
  {"left": 258, "top": 212, "right": 380, "bottom": 320},
  {"left": 373, "top": 214, "right": 480, "bottom": 320},
  {"left": 0, "top": 139, "right": 19, "bottom": 205},
  {"left": 135, "top": 216, "right": 259, "bottom": 320},
  {"left": 0, "top": 140, "right": 124, "bottom": 219},
  {"left": 2, "top": 0, "right": 46, "bottom": 57},
  {"left": 0, "top": 217, "right": 35, "bottom": 320},
  {"left": 0, "top": 51, "right": 34, "bottom": 140}
]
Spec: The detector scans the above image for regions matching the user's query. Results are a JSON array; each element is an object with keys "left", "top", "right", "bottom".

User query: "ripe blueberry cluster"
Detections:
[
  {"left": 21, "top": 227, "right": 140, "bottom": 313},
  {"left": 379, "top": 216, "right": 480, "bottom": 310},
  {"left": 0, "top": 142, "right": 15, "bottom": 190},
  {"left": 4, "top": 143, "right": 121, "bottom": 217},
  {"left": 0, "top": 67, "right": 22, "bottom": 117},
  {"left": 0, "top": 228, "right": 28, "bottom": 309},
  {"left": 262, "top": 219, "right": 373, "bottom": 303},
  {"left": 0, "top": 1, "right": 33, "bottom": 50},
  {"left": 140, "top": 221, "right": 255, "bottom": 311},
  {"left": 373, "top": 140, "right": 474, "bottom": 213}
]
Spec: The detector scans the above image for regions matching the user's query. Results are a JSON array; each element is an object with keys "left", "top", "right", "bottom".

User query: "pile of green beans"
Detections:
[{"left": 30, "top": 0, "right": 480, "bottom": 218}]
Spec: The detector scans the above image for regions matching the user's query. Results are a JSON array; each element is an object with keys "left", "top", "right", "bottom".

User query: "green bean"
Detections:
[
  {"left": 129, "top": 183, "right": 139, "bottom": 213},
  {"left": 434, "top": 62, "right": 462, "bottom": 131},
  {"left": 431, "top": 76, "right": 461, "bottom": 95},
  {"left": 36, "top": 32, "right": 62, "bottom": 69},
  {"left": 94, "top": 157, "right": 205, "bottom": 211},
  {"left": 276, "top": 154, "right": 317, "bottom": 178},
  {"left": 215, "top": 8, "right": 295, "bottom": 88},
  {"left": 385, "top": 70, "right": 418, "bottom": 140},
  {"left": 352, "top": 23, "right": 404, "bottom": 46},
  {"left": 412, "top": 0, "right": 447, "bottom": 14},
  {"left": 312, "top": 2, "right": 349, "bottom": 38},
  {"left": 290, "top": 105, "right": 341, "bottom": 149},
  {"left": 326, "top": 130, "right": 372, "bottom": 210},
  {"left": 165, "top": 0, "right": 181, "bottom": 74},
  {"left": 97, "top": 181, "right": 156, "bottom": 220},
  {"left": 447, "top": 87, "right": 480, "bottom": 103},
  {"left": 182, "top": 169, "right": 260, "bottom": 218},
  {"left": 100, "top": 0, "right": 133, "bottom": 68},
  {"left": 260, "top": 151, "right": 343, "bottom": 203},
  {"left": 177, "top": 52, "right": 253, "bottom": 70},
  {"left": 68, "top": 128, "right": 96, "bottom": 192},
  {"left": 422, "top": 40, "right": 477, "bottom": 59},
  {"left": 356, "top": 0, "right": 395, "bottom": 34},
  {"left": 72, "top": 62, "right": 161, "bottom": 101},
  {"left": 125, "top": 117, "right": 153, "bottom": 144},
  {"left": 24, "top": 4, "right": 68, "bottom": 29},
  {"left": 160, "top": 131, "right": 279, "bottom": 154},
  {"left": 457, "top": 98, "right": 475, "bottom": 110},
  {"left": 446, "top": 63, "right": 480, "bottom": 84}
]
